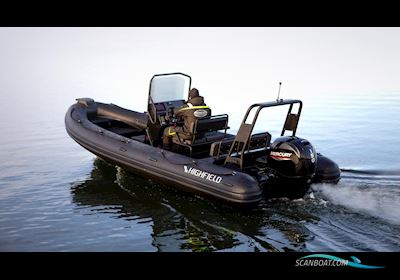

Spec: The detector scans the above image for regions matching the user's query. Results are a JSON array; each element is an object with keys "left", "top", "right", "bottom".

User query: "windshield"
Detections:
[{"left": 149, "top": 73, "right": 191, "bottom": 103}]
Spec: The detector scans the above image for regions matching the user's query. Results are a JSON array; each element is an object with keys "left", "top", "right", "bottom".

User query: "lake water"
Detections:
[{"left": 0, "top": 90, "right": 399, "bottom": 252}]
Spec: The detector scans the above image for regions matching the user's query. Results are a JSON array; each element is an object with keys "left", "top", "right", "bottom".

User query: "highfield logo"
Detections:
[{"left": 183, "top": 166, "right": 222, "bottom": 183}]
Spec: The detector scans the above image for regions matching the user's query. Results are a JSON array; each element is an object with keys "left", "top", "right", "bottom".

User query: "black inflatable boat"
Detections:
[{"left": 65, "top": 73, "right": 340, "bottom": 208}]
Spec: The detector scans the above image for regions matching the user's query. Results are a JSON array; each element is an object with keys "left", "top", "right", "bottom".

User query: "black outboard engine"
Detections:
[{"left": 265, "top": 136, "right": 317, "bottom": 198}]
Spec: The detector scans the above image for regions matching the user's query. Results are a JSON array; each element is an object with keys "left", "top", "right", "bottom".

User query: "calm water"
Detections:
[{"left": 0, "top": 91, "right": 400, "bottom": 252}]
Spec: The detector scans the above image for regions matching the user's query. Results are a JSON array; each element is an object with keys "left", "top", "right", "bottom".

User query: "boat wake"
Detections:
[
  {"left": 341, "top": 168, "right": 400, "bottom": 176},
  {"left": 340, "top": 168, "right": 400, "bottom": 181},
  {"left": 311, "top": 179, "right": 400, "bottom": 225}
]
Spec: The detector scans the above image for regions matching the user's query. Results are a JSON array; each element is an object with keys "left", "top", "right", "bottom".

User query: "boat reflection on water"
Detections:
[{"left": 71, "top": 158, "right": 317, "bottom": 252}]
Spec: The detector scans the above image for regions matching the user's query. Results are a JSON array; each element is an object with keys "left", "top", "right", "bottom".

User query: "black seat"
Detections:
[
  {"left": 210, "top": 131, "right": 271, "bottom": 157},
  {"left": 173, "top": 114, "right": 229, "bottom": 156}
]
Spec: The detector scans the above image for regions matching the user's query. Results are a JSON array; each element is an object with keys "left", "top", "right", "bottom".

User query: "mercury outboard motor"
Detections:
[{"left": 265, "top": 136, "right": 317, "bottom": 198}]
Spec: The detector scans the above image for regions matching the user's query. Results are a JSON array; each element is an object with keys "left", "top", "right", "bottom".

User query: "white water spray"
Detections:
[{"left": 312, "top": 182, "right": 400, "bottom": 225}]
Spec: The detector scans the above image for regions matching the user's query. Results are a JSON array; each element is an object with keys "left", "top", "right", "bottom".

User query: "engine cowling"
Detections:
[
  {"left": 268, "top": 136, "right": 316, "bottom": 179},
  {"left": 265, "top": 136, "right": 317, "bottom": 198}
]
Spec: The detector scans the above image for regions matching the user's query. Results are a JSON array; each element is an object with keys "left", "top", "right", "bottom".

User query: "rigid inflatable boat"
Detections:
[{"left": 65, "top": 73, "right": 340, "bottom": 208}]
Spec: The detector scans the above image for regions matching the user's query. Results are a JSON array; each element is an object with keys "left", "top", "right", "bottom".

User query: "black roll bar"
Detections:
[{"left": 242, "top": 99, "right": 303, "bottom": 137}]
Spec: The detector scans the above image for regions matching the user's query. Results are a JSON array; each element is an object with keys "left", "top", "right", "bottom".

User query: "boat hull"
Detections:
[{"left": 65, "top": 102, "right": 263, "bottom": 208}]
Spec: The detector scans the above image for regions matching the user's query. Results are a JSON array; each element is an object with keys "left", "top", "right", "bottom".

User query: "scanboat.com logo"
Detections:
[
  {"left": 183, "top": 166, "right": 222, "bottom": 183},
  {"left": 295, "top": 254, "right": 384, "bottom": 269}
]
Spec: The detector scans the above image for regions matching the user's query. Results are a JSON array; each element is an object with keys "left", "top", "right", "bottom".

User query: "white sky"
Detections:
[{"left": 1, "top": 27, "right": 399, "bottom": 114}]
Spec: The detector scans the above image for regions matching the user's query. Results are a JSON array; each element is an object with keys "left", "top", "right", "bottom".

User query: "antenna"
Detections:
[{"left": 276, "top": 82, "right": 282, "bottom": 101}]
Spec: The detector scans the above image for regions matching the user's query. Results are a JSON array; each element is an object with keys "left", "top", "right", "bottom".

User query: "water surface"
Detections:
[{"left": 0, "top": 91, "right": 399, "bottom": 252}]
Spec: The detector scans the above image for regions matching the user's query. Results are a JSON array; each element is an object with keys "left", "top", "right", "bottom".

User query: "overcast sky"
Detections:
[{"left": 1, "top": 27, "right": 399, "bottom": 114}]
